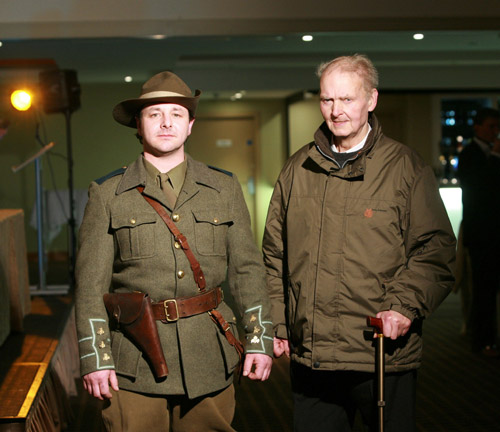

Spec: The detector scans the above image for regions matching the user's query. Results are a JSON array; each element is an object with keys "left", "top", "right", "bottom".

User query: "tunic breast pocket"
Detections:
[
  {"left": 111, "top": 212, "right": 157, "bottom": 261},
  {"left": 192, "top": 210, "right": 232, "bottom": 256}
]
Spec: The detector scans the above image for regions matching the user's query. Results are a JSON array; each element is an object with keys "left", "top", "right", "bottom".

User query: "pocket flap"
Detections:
[
  {"left": 192, "top": 210, "right": 232, "bottom": 226},
  {"left": 111, "top": 212, "right": 157, "bottom": 229}
]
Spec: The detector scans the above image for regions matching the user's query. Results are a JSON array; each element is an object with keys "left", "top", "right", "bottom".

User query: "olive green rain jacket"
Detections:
[
  {"left": 75, "top": 154, "right": 273, "bottom": 398},
  {"left": 263, "top": 114, "right": 456, "bottom": 373}
]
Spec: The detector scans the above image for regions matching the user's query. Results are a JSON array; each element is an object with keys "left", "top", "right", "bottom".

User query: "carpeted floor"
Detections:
[
  {"left": 64, "top": 292, "right": 500, "bottom": 432},
  {"left": 37, "top": 259, "right": 499, "bottom": 431}
]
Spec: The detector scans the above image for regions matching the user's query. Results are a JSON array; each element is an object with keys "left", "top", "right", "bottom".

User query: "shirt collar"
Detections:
[
  {"left": 142, "top": 155, "right": 187, "bottom": 196},
  {"left": 332, "top": 124, "right": 372, "bottom": 153}
]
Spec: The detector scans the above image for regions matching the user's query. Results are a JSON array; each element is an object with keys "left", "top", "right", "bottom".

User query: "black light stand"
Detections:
[
  {"left": 39, "top": 69, "right": 81, "bottom": 290},
  {"left": 64, "top": 108, "right": 77, "bottom": 288}
]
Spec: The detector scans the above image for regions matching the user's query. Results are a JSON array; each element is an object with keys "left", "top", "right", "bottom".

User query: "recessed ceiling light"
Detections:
[
  {"left": 149, "top": 35, "right": 167, "bottom": 40},
  {"left": 302, "top": 35, "right": 313, "bottom": 42},
  {"left": 124, "top": 76, "right": 133, "bottom": 82},
  {"left": 413, "top": 33, "right": 424, "bottom": 40},
  {"left": 0, "top": 41, "right": 3, "bottom": 47}
]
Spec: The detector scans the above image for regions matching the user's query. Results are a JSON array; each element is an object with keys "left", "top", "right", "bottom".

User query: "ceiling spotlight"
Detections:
[
  {"left": 124, "top": 76, "right": 133, "bottom": 83},
  {"left": 302, "top": 35, "right": 313, "bottom": 42},
  {"left": 0, "top": 41, "right": 3, "bottom": 47},
  {"left": 413, "top": 33, "right": 424, "bottom": 40}
]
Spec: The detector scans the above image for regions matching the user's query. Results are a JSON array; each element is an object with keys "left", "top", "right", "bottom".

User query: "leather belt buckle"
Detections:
[{"left": 164, "top": 299, "right": 179, "bottom": 322}]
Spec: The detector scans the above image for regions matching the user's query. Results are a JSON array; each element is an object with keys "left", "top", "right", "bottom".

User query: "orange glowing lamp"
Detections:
[{"left": 10, "top": 89, "right": 33, "bottom": 111}]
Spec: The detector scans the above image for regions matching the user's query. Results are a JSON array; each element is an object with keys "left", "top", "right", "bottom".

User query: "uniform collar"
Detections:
[
  {"left": 115, "top": 154, "right": 223, "bottom": 208},
  {"left": 116, "top": 156, "right": 147, "bottom": 194}
]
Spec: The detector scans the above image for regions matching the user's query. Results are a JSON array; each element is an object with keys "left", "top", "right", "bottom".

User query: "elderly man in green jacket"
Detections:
[
  {"left": 263, "top": 54, "right": 456, "bottom": 432},
  {"left": 75, "top": 71, "right": 273, "bottom": 431}
]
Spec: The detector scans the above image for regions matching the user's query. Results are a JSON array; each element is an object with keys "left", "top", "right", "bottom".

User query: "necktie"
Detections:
[{"left": 158, "top": 172, "right": 177, "bottom": 208}]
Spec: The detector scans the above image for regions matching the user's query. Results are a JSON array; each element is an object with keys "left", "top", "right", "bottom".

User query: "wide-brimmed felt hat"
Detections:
[{"left": 112, "top": 71, "right": 201, "bottom": 128}]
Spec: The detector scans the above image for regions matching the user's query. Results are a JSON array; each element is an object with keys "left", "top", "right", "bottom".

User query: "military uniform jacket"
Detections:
[{"left": 75, "top": 154, "right": 273, "bottom": 399}]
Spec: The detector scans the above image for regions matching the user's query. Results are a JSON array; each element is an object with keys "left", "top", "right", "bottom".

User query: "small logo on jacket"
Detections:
[{"left": 364, "top": 208, "right": 373, "bottom": 218}]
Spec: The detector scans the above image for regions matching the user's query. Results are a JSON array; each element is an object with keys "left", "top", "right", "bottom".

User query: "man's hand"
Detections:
[
  {"left": 376, "top": 310, "right": 412, "bottom": 340},
  {"left": 82, "top": 369, "right": 119, "bottom": 400},
  {"left": 273, "top": 337, "right": 290, "bottom": 358},
  {"left": 242, "top": 354, "right": 272, "bottom": 381}
]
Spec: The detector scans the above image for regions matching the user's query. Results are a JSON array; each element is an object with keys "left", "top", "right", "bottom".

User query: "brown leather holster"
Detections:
[{"left": 103, "top": 291, "right": 169, "bottom": 379}]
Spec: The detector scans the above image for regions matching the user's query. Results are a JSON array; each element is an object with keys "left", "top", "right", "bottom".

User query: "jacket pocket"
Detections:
[
  {"left": 111, "top": 212, "right": 157, "bottom": 261},
  {"left": 192, "top": 210, "right": 232, "bottom": 256},
  {"left": 111, "top": 331, "right": 142, "bottom": 379}
]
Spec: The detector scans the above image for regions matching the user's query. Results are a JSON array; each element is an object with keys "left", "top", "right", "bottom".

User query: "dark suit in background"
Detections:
[{"left": 457, "top": 108, "right": 500, "bottom": 356}]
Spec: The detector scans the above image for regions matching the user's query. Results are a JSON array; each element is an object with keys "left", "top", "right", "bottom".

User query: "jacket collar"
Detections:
[
  {"left": 175, "top": 156, "right": 223, "bottom": 208},
  {"left": 115, "top": 153, "right": 222, "bottom": 209},
  {"left": 116, "top": 155, "right": 147, "bottom": 194},
  {"left": 310, "top": 113, "right": 381, "bottom": 178}
]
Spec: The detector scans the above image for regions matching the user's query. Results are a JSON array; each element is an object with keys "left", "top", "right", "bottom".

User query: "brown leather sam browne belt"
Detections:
[{"left": 151, "top": 287, "right": 223, "bottom": 322}]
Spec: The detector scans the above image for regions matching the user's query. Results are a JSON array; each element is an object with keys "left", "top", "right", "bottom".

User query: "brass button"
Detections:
[
  {"left": 103, "top": 353, "right": 110, "bottom": 361},
  {"left": 130, "top": 218, "right": 136, "bottom": 224},
  {"left": 172, "top": 213, "right": 180, "bottom": 222},
  {"left": 177, "top": 270, "right": 185, "bottom": 279},
  {"left": 97, "top": 328, "right": 104, "bottom": 335},
  {"left": 174, "top": 241, "right": 181, "bottom": 249},
  {"left": 99, "top": 341, "right": 106, "bottom": 349}
]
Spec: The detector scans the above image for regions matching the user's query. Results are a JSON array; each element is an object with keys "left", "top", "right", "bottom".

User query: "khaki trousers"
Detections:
[{"left": 101, "top": 385, "right": 236, "bottom": 432}]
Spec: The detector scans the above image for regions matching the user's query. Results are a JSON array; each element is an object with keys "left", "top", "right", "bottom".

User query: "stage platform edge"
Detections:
[{"left": 0, "top": 295, "right": 79, "bottom": 432}]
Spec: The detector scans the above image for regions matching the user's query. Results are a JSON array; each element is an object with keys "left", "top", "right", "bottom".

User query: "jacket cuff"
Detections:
[
  {"left": 274, "top": 323, "right": 288, "bottom": 340},
  {"left": 389, "top": 304, "right": 418, "bottom": 321},
  {"left": 242, "top": 305, "right": 274, "bottom": 356},
  {"left": 78, "top": 318, "right": 115, "bottom": 376}
]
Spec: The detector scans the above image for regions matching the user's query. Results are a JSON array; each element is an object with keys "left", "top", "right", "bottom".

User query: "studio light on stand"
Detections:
[
  {"left": 10, "top": 86, "right": 62, "bottom": 293},
  {"left": 10, "top": 70, "right": 81, "bottom": 295}
]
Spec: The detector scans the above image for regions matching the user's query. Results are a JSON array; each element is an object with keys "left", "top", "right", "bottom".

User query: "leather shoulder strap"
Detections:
[{"left": 137, "top": 186, "right": 206, "bottom": 292}]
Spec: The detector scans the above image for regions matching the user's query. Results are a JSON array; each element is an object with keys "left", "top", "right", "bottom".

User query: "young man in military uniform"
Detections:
[{"left": 75, "top": 71, "right": 273, "bottom": 431}]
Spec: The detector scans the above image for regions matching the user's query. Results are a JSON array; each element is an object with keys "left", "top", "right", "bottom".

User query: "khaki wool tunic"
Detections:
[{"left": 75, "top": 154, "right": 273, "bottom": 399}]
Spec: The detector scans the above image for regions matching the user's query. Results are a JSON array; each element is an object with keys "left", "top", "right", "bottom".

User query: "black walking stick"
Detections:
[{"left": 367, "top": 316, "right": 385, "bottom": 432}]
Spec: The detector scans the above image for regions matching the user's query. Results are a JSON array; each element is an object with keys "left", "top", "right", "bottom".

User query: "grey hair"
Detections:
[{"left": 317, "top": 54, "right": 379, "bottom": 93}]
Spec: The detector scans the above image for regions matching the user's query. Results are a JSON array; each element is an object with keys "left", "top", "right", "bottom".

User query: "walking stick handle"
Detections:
[{"left": 366, "top": 316, "right": 384, "bottom": 334}]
